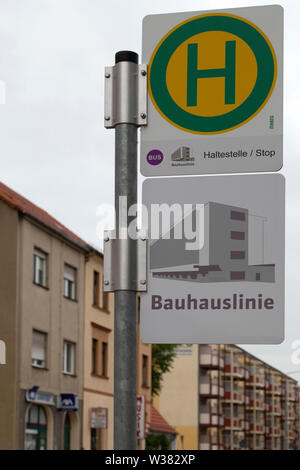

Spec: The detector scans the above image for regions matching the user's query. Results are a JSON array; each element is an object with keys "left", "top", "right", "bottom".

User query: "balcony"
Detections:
[
  {"left": 249, "top": 422, "right": 265, "bottom": 434},
  {"left": 199, "top": 381, "right": 223, "bottom": 397},
  {"left": 247, "top": 375, "right": 265, "bottom": 388},
  {"left": 266, "top": 426, "right": 281, "bottom": 437},
  {"left": 224, "top": 390, "right": 244, "bottom": 404},
  {"left": 200, "top": 352, "right": 224, "bottom": 370},
  {"left": 199, "top": 436, "right": 221, "bottom": 450},
  {"left": 266, "top": 403, "right": 281, "bottom": 415},
  {"left": 224, "top": 417, "right": 244, "bottom": 430},
  {"left": 288, "top": 429, "right": 296, "bottom": 439},
  {"left": 199, "top": 412, "right": 224, "bottom": 427},
  {"left": 224, "top": 363, "right": 244, "bottom": 379},
  {"left": 247, "top": 399, "right": 265, "bottom": 410},
  {"left": 266, "top": 382, "right": 282, "bottom": 395},
  {"left": 266, "top": 438, "right": 281, "bottom": 450},
  {"left": 287, "top": 390, "right": 296, "bottom": 401},
  {"left": 287, "top": 409, "right": 296, "bottom": 420}
]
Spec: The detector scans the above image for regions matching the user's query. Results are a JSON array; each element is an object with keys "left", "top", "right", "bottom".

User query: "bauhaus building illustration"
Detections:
[
  {"left": 151, "top": 202, "right": 275, "bottom": 283},
  {"left": 171, "top": 146, "right": 193, "bottom": 162}
]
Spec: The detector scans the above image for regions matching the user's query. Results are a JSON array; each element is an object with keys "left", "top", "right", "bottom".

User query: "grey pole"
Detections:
[{"left": 114, "top": 51, "right": 138, "bottom": 450}]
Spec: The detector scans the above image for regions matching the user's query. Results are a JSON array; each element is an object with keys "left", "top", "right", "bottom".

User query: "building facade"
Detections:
[
  {"left": 0, "top": 182, "right": 152, "bottom": 450},
  {"left": 156, "top": 344, "right": 300, "bottom": 450},
  {"left": 0, "top": 182, "right": 88, "bottom": 450},
  {"left": 82, "top": 250, "right": 114, "bottom": 450}
]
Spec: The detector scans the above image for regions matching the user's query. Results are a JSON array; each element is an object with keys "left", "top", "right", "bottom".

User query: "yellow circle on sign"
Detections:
[
  {"left": 166, "top": 30, "right": 258, "bottom": 117},
  {"left": 148, "top": 13, "right": 277, "bottom": 134}
]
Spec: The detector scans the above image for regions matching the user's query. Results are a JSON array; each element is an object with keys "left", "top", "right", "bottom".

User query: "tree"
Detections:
[
  {"left": 151, "top": 344, "right": 178, "bottom": 396},
  {"left": 146, "top": 434, "right": 171, "bottom": 450}
]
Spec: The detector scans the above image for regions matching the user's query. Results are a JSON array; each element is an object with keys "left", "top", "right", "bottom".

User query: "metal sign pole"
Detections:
[
  {"left": 114, "top": 131, "right": 138, "bottom": 449},
  {"left": 103, "top": 51, "right": 148, "bottom": 450}
]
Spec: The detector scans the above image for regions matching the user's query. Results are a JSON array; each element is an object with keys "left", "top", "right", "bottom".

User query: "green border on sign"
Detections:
[{"left": 149, "top": 14, "right": 277, "bottom": 134}]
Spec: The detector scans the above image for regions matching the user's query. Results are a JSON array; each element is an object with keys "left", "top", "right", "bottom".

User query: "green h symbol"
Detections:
[{"left": 186, "top": 41, "right": 236, "bottom": 107}]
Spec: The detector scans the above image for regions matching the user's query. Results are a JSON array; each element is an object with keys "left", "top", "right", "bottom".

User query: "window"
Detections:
[
  {"left": 256, "top": 273, "right": 261, "bottom": 281},
  {"left": 101, "top": 342, "right": 108, "bottom": 377},
  {"left": 32, "top": 330, "right": 47, "bottom": 368},
  {"left": 231, "top": 251, "right": 245, "bottom": 259},
  {"left": 64, "top": 265, "right": 76, "bottom": 300},
  {"left": 230, "top": 231, "right": 245, "bottom": 240},
  {"left": 233, "top": 404, "right": 239, "bottom": 418},
  {"left": 224, "top": 404, "right": 230, "bottom": 418},
  {"left": 230, "top": 210, "right": 246, "bottom": 221},
  {"left": 92, "top": 338, "right": 98, "bottom": 375},
  {"left": 142, "top": 354, "right": 149, "bottom": 387},
  {"left": 91, "top": 428, "right": 103, "bottom": 450},
  {"left": 93, "top": 271, "right": 100, "bottom": 306},
  {"left": 25, "top": 405, "right": 47, "bottom": 450},
  {"left": 91, "top": 325, "right": 110, "bottom": 377},
  {"left": 33, "top": 249, "right": 47, "bottom": 287},
  {"left": 63, "top": 341, "right": 75, "bottom": 375},
  {"left": 230, "top": 271, "right": 245, "bottom": 280}
]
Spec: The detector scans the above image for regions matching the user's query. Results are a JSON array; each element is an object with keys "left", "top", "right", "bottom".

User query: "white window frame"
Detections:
[
  {"left": 32, "top": 330, "right": 47, "bottom": 369},
  {"left": 63, "top": 264, "right": 76, "bottom": 300},
  {"left": 63, "top": 341, "right": 75, "bottom": 375},
  {"left": 33, "top": 249, "right": 47, "bottom": 287}
]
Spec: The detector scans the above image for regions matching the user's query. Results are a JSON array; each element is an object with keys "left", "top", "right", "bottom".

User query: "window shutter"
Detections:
[
  {"left": 32, "top": 331, "right": 46, "bottom": 360},
  {"left": 64, "top": 265, "right": 75, "bottom": 281}
]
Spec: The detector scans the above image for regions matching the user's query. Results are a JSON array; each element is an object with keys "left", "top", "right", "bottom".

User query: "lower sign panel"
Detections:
[{"left": 140, "top": 174, "right": 285, "bottom": 344}]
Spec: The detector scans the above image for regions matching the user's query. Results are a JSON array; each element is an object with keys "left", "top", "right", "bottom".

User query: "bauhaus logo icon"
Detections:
[{"left": 148, "top": 14, "right": 277, "bottom": 134}]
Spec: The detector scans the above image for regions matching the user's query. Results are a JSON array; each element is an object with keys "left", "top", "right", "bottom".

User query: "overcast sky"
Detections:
[{"left": 0, "top": 0, "right": 299, "bottom": 378}]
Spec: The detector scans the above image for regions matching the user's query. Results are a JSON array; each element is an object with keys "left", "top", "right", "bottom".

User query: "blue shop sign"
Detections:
[
  {"left": 57, "top": 394, "right": 79, "bottom": 412},
  {"left": 26, "top": 386, "right": 56, "bottom": 406}
]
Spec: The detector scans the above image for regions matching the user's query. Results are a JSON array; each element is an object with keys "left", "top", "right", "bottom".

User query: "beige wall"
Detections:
[
  {"left": 156, "top": 344, "right": 199, "bottom": 450},
  {"left": 82, "top": 252, "right": 114, "bottom": 450},
  {"left": 18, "top": 216, "right": 85, "bottom": 397},
  {"left": 0, "top": 201, "right": 19, "bottom": 449},
  {"left": 18, "top": 216, "right": 85, "bottom": 449}
]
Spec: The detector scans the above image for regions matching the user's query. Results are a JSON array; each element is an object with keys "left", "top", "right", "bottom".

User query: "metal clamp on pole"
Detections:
[
  {"left": 103, "top": 229, "right": 147, "bottom": 292},
  {"left": 104, "top": 55, "right": 147, "bottom": 128}
]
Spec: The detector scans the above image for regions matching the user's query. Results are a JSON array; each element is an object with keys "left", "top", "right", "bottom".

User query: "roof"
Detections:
[
  {"left": 0, "top": 181, "right": 99, "bottom": 253},
  {"left": 150, "top": 406, "right": 177, "bottom": 435}
]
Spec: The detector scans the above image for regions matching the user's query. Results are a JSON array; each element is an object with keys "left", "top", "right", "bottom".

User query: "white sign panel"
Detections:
[
  {"left": 140, "top": 174, "right": 285, "bottom": 344},
  {"left": 136, "top": 395, "right": 146, "bottom": 440},
  {"left": 91, "top": 408, "right": 108, "bottom": 429},
  {"left": 141, "top": 5, "right": 283, "bottom": 176}
]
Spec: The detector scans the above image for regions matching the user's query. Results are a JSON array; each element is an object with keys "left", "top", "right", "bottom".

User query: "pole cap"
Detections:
[{"left": 115, "top": 51, "right": 138, "bottom": 64}]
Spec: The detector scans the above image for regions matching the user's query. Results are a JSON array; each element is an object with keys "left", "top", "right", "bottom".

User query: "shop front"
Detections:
[
  {"left": 23, "top": 387, "right": 80, "bottom": 450},
  {"left": 90, "top": 408, "right": 108, "bottom": 450}
]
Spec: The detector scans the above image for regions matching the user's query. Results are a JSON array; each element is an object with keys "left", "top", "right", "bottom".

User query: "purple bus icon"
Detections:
[{"left": 147, "top": 149, "right": 163, "bottom": 166}]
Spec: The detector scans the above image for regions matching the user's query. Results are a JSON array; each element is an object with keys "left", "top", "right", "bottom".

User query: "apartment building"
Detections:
[
  {"left": 156, "top": 344, "right": 299, "bottom": 450},
  {"left": 0, "top": 182, "right": 88, "bottom": 450}
]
